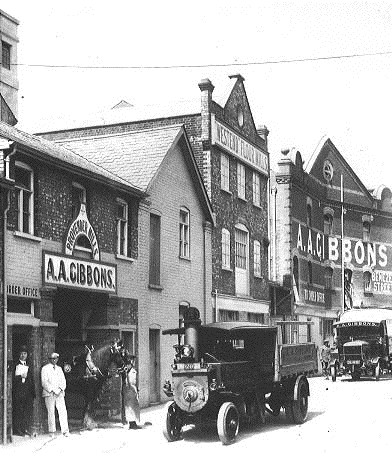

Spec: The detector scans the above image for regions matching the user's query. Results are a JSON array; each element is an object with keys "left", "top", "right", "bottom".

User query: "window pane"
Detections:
[
  {"left": 254, "top": 240, "right": 261, "bottom": 276},
  {"left": 222, "top": 229, "right": 230, "bottom": 268},
  {"left": 2, "top": 41, "right": 11, "bottom": 70},
  {"left": 149, "top": 214, "right": 161, "bottom": 284},
  {"left": 179, "top": 210, "right": 190, "bottom": 258},
  {"left": 253, "top": 173, "right": 261, "bottom": 205},
  {"left": 117, "top": 201, "right": 128, "bottom": 256},
  {"left": 237, "top": 163, "right": 245, "bottom": 198},
  {"left": 235, "top": 229, "right": 247, "bottom": 269},
  {"left": 221, "top": 154, "right": 230, "bottom": 191}
]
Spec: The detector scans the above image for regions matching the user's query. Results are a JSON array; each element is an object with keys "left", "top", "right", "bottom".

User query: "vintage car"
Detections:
[
  {"left": 331, "top": 308, "right": 392, "bottom": 381},
  {"left": 162, "top": 307, "right": 318, "bottom": 444}
]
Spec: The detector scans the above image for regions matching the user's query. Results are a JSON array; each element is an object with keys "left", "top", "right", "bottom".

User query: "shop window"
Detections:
[
  {"left": 308, "top": 261, "right": 313, "bottom": 285},
  {"left": 117, "top": 198, "right": 128, "bottom": 256},
  {"left": 219, "top": 309, "right": 239, "bottom": 322},
  {"left": 247, "top": 312, "right": 265, "bottom": 324},
  {"left": 307, "top": 317, "right": 312, "bottom": 342},
  {"left": 323, "top": 319, "right": 334, "bottom": 337},
  {"left": 179, "top": 207, "right": 190, "bottom": 258},
  {"left": 324, "top": 214, "right": 333, "bottom": 235},
  {"left": 254, "top": 240, "right": 261, "bottom": 277},
  {"left": 221, "top": 153, "right": 230, "bottom": 191},
  {"left": 237, "top": 163, "right": 246, "bottom": 199},
  {"left": 71, "top": 182, "right": 86, "bottom": 219},
  {"left": 15, "top": 162, "right": 34, "bottom": 235},
  {"left": 149, "top": 214, "right": 161, "bottom": 285},
  {"left": 325, "top": 267, "right": 333, "bottom": 290},
  {"left": 363, "top": 271, "right": 372, "bottom": 293},
  {"left": 253, "top": 172, "right": 261, "bottom": 206},
  {"left": 7, "top": 298, "right": 33, "bottom": 315},
  {"left": 221, "top": 228, "right": 231, "bottom": 269},
  {"left": 363, "top": 221, "right": 371, "bottom": 243},
  {"left": 2, "top": 41, "right": 11, "bottom": 69}
]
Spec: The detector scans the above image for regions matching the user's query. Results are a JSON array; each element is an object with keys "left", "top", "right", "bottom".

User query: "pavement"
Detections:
[{"left": 3, "top": 403, "right": 164, "bottom": 452}]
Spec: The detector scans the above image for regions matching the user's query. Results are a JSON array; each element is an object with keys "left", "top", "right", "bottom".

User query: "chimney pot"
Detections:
[{"left": 198, "top": 78, "right": 215, "bottom": 93}]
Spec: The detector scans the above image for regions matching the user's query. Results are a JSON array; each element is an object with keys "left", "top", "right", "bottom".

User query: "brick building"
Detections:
[
  {"left": 0, "top": 9, "right": 18, "bottom": 125},
  {"left": 0, "top": 120, "right": 213, "bottom": 440},
  {"left": 270, "top": 137, "right": 392, "bottom": 352},
  {"left": 41, "top": 74, "right": 271, "bottom": 325}
]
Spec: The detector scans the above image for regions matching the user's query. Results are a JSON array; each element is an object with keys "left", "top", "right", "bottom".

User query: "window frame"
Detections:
[
  {"left": 324, "top": 266, "right": 333, "bottom": 290},
  {"left": 252, "top": 172, "right": 261, "bottom": 206},
  {"left": 116, "top": 197, "right": 129, "bottom": 257},
  {"left": 323, "top": 214, "right": 333, "bottom": 235},
  {"left": 71, "top": 182, "right": 87, "bottom": 219},
  {"left": 253, "top": 239, "right": 261, "bottom": 277},
  {"left": 237, "top": 162, "right": 246, "bottom": 200},
  {"left": 221, "top": 153, "right": 230, "bottom": 192},
  {"left": 2, "top": 41, "right": 11, "bottom": 70},
  {"left": 179, "top": 207, "right": 190, "bottom": 259},
  {"left": 149, "top": 213, "right": 161, "bottom": 286},
  {"left": 363, "top": 221, "right": 371, "bottom": 243},
  {"left": 15, "top": 161, "right": 34, "bottom": 235},
  {"left": 221, "top": 228, "right": 231, "bottom": 270},
  {"left": 363, "top": 271, "right": 372, "bottom": 293},
  {"left": 307, "top": 261, "right": 313, "bottom": 285}
]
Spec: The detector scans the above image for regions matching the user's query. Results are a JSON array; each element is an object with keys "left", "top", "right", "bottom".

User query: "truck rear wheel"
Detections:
[
  {"left": 163, "top": 402, "right": 183, "bottom": 442},
  {"left": 375, "top": 363, "right": 380, "bottom": 381},
  {"left": 217, "top": 402, "right": 240, "bottom": 445},
  {"left": 291, "top": 378, "right": 308, "bottom": 424}
]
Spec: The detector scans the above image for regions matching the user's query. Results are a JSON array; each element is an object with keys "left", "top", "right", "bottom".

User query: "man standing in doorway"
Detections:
[
  {"left": 12, "top": 345, "right": 36, "bottom": 436},
  {"left": 41, "top": 352, "right": 70, "bottom": 437}
]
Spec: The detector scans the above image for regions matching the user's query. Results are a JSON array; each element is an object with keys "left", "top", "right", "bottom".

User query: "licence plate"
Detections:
[
  {"left": 176, "top": 363, "right": 201, "bottom": 370},
  {"left": 347, "top": 360, "right": 360, "bottom": 365}
]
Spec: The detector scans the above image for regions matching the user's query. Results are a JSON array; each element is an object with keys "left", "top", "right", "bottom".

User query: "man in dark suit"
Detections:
[{"left": 12, "top": 345, "right": 36, "bottom": 436}]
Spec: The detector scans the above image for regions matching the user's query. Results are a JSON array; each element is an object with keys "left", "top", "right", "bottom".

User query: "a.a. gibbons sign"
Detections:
[
  {"left": 211, "top": 115, "right": 269, "bottom": 176},
  {"left": 43, "top": 252, "right": 117, "bottom": 294}
]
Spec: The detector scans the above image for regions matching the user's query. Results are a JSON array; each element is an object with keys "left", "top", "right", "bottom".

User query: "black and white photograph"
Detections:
[{"left": 0, "top": 1, "right": 391, "bottom": 451}]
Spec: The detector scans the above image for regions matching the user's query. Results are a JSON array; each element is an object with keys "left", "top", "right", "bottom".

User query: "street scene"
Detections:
[
  {"left": 7, "top": 374, "right": 392, "bottom": 453},
  {"left": 0, "top": 2, "right": 392, "bottom": 450}
]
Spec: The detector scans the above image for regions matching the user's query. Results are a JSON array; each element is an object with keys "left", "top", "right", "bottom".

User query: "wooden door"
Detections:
[{"left": 149, "top": 329, "right": 160, "bottom": 404}]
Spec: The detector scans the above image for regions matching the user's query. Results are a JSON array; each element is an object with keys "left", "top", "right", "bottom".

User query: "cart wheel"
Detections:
[
  {"left": 163, "top": 402, "right": 183, "bottom": 442},
  {"left": 217, "top": 402, "right": 240, "bottom": 445},
  {"left": 375, "top": 363, "right": 380, "bottom": 381},
  {"left": 291, "top": 378, "right": 308, "bottom": 424},
  {"left": 330, "top": 365, "right": 337, "bottom": 382}
]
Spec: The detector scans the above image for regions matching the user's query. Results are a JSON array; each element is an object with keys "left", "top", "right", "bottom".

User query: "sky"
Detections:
[{"left": 2, "top": 1, "right": 392, "bottom": 190}]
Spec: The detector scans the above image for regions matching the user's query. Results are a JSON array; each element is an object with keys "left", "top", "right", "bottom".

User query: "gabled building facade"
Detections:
[
  {"left": 270, "top": 138, "right": 392, "bottom": 352},
  {"left": 41, "top": 74, "right": 271, "bottom": 326}
]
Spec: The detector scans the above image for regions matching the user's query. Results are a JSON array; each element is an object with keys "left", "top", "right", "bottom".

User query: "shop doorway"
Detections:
[{"left": 149, "top": 329, "right": 160, "bottom": 404}]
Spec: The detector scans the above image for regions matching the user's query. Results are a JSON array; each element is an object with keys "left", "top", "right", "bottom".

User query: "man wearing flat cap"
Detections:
[
  {"left": 12, "top": 345, "right": 35, "bottom": 436},
  {"left": 41, "top": 352, "right": 69, "bottom": 437}
]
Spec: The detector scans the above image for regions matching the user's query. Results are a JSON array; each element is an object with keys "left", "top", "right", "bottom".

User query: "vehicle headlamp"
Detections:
[{"left": 182, "top": 344, "right": 194, "bottom": 359}]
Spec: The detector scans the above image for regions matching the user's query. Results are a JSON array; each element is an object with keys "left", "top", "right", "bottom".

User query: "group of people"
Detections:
[{"left": 13, "top": 344, "right": 143, "bottom": 437}]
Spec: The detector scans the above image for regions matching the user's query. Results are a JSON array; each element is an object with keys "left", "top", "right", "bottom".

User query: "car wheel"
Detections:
[
  {"left": 375, "top": 363, "right": 381, "bottom": 381},
  {"left": 163, "top": 402, "right": 183, "bottom": 442},
  {"left": 217, "top": 402, "right": 240, "bottom": 445},
  {"left": 291, "top": 378, "right": 308, "bottom": 424},
  {"left": 330, "top": 364, "right": 337, "bottom": 382}
]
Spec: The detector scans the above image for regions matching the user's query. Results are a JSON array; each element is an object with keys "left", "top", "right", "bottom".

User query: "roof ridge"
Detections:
[{"left": 54, "top": 123, "right": 185, "bottom": 144}]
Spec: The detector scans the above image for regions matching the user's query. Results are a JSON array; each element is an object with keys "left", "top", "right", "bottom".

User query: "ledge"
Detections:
[
  {"left": 115, "top": 254, "right": 134, "bottom": 263},
  {"left": 148, "top": 284, "right": 163, "bottom": 291},
  {"left": 13, "top": 231, "right": 42, "bottom": 242}
]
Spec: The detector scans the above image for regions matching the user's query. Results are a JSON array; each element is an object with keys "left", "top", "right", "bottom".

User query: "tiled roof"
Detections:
[
  {"left": 0, "top": 121, "right": 143, "bottom": 194},
  {"left": 55, "top": 124, "right": 185, "bottom": 191}
]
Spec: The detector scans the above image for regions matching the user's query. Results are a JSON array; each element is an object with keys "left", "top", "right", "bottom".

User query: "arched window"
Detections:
[
  {"left": 221, "top": 228, "right": 231, "bottom": 269},
  {"left": 324, "top": 214, "right": 333, "bottom": 235},
  {"left": 253, "top": 240, "right": 261, "bottom": 277},
  {"left": 363, "top": 271, "right": 372, "bottom": 293},
  {"left": 363, "top": 221, "right": 371, "bottom": 242},
  {"left": 15, "top": 161, "right": 34, "bottom": 234}
]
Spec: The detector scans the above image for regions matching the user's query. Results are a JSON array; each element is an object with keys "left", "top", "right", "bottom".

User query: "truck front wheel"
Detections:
[
  {"left": 291, "top": 378, "right": 308, "bottom": 424},
  {"left": 217, "top": 402, "right": 240, "bottom": 445},
  {"left": 163, "top": 402, "right": 183, "bottom": 442},
  {"left": 330, "top": 364, "right": 337, "bottom": 382}
]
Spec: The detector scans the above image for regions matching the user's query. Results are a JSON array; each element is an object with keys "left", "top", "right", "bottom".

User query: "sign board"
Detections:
[
  {"left": 7, "top": 284, "right": 40, "bottom": 299},
  {"left": 43, "top": 252, "right": 117, "bottom": 294},
  {"left": 211, "top": 114, "right": 269, "bottom": 175}
]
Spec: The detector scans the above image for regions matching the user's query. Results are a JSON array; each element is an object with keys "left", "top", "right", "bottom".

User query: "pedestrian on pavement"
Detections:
[
  {"left": 320, "top": 340, "right": 331, "bottom": 379},
  {"left": 12, "top": 345, "right": 36, "bottom": 436},
  {"left": 121, "top": 351, "right": 142, "bottom": 430},
  {"left": 41, "top": 352, "right": 70, "bottom": 437}
]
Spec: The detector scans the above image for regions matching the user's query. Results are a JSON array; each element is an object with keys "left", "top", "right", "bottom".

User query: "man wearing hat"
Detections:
[
  {"left": 120, "top": 350, "right": 142, "bottom": 429},
  {"left": 41, "top": 352, "right": 70, "bottom": 437},
  {"left": 12, "top": 345, "right": 36, "bottom": 436}
]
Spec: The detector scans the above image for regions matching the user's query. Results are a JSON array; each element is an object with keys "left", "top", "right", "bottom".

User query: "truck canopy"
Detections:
[{"left": 334, "top": 308, "right": 392, "bottom": 328}]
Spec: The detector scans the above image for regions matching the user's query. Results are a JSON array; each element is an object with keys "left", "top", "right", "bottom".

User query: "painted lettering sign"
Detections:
[
  {"left": 43, "top": 252, "right": 117, "bottom": 294},
  {"left": 7, "top": 284, "right": 40, "bottom": 299},
  {"left": 303, "top": 288, "right": 325, "bottom": 304},
  {"left": 294, "top": 222, "right": 392, "bottom": 270},
  {"left": 211, "top": 115, "right": 269, "bottom": 175},
  {"left": 338, "top": 322, "right": 379, "bottom": 328},
  {"left": 371, "top": 270, "right": 392, "bottom": 294},
  {"left": 65, "top": 203, "right": 100, "bottom": 260}
]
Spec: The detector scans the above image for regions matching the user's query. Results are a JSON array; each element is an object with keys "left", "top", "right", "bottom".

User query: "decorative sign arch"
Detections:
[{"left": 65, "top": 203, "right": 100, "bottom": 261}]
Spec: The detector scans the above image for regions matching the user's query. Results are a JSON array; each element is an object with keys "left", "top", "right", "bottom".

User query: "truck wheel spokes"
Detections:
[
  {"left": 291, "top": 378, "right": 308, "bottom": 424},
  {"left": 163, "top": 402, "right": 182, "bottom": 442},
  {"left": 217, "top": 402, "right": 239, "bottom": 445}
]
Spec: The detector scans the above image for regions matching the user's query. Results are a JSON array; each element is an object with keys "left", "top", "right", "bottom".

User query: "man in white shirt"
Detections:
[{"left": 41, "top": 352, "right": 69, "bottom": 437}]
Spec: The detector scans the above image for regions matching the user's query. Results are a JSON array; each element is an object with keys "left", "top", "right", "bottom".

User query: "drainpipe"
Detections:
[{"left": 2, "top": 143, "right": 16, "bottom": 444}]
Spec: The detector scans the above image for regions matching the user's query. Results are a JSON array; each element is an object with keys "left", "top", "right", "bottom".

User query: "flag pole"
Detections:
[{"left": 341, "top": 174, "right": 345, "bottom": 314}]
